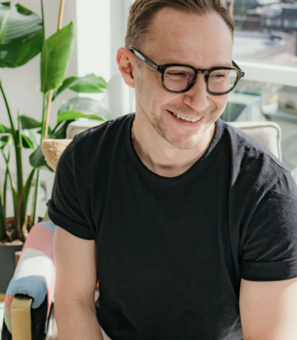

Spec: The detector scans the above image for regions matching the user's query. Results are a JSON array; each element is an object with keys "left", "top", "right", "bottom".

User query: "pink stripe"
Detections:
[
  {"left": 23, "top": 224, "right": 54, "bottom": 261},
  {"left": 4, "top": 294, "right": 14, "bottom": 311}
]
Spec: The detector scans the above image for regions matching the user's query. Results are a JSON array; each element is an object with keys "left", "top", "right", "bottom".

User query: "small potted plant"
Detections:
[{"left": 0, "top": 0, "right": 109, "bottom": 293}]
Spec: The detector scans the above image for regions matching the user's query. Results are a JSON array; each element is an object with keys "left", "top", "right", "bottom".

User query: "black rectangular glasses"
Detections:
[{"left": 129, "top": 47, "right": 245, "bottom": 96}]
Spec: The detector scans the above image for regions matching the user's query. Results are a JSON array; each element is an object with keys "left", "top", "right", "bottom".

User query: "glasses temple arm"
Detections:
[
  {"left": 232, "top": 60, "right": 245, "bottom": 77},
  {"left": 129, "top": 48, "right": 160, "bottom": 71}
]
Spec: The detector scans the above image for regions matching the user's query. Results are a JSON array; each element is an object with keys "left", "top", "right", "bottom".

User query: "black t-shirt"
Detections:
[{"left": 47, "top": 114, "right": 297, "bottom": 340}]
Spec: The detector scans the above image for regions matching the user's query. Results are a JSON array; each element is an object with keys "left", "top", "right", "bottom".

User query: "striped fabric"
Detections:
[{"left": 3, "top": 220, "right": 56, "bottom": 334}]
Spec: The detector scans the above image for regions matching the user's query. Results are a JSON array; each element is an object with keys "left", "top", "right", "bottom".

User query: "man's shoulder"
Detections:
[
  {"left": 223, "top": 120, "right": 284, "bottom": 169},
  {"left": 72, "top": 113, "right": 134, "bottom": 148},
  {"left": 58, "top": 113, "right": 134, "bottom": 175},
  {"left": 220, "top": 120, "right": 294, "bottom": 194}
]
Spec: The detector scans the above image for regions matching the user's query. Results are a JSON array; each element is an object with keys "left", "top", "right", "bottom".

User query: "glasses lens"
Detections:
[
  {"left": 208, "top": 69, "right": 238, "bottom": 94},
  {"left": 163, "top": 66, "right": 195, "bottom": 92}
]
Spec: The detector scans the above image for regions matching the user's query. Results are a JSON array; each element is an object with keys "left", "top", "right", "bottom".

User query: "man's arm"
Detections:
[
  {"left": 54, "top": 226, "right": 104, "bottom": 340},
  {"left": 239, "top": 277, "right": 297, "bottom": 340}
]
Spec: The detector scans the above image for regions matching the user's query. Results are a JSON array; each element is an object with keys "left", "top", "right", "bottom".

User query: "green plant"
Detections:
[{"left": 0, "top": 1, "right": 109, "bottom": 242}]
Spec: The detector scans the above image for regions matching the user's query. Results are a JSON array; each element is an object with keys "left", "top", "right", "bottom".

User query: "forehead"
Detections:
[{"left": 144, "top": 7, "right": 233, "bottom": 68}]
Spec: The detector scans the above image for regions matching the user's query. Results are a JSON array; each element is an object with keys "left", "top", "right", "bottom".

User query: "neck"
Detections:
[{"left": 132, "top": 112, "right": 215, "bottom": 178}]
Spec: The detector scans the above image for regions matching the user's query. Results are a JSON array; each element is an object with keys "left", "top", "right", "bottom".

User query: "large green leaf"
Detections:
[
  {"left": 57, "top": 110, "right": 106, "bottom": 123},
  {"left": 21, "top": 134, "right": 34, "bottom": 149},
  {"left": 0, "top": 134, "right": 10, "bottom": 149},
  {"left": 40, "top": 22, "right": 74, "bottom": 93},
  {"left": 0, "top": 2, "right": 43, "bottom": 68},
  {"left": 52, "top": 74, "right": 107, "bottom": 100},
  {"left": 0, "top": 123, "right": 10, "bottom": 133},
  {"left": 58, "top": 97, "right": 110, "bottom": 120},
  {"left": 69, "top": 74, "right": 107, "bottom": 92},
  {"left": 20, "top": 115, "right": 41, "bottom": 129},
  {"left": 50, "top": 120, "right": 72, "bottom": 139},
  {"left": 29, "top": 145, "right": 52, "bottom": 171},
  {"left": 14, "top": 130, "right": 34, "bottom": 149}
]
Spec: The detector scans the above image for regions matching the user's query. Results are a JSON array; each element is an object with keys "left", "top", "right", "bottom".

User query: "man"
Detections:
[{"left": 47, "top": 0, "right": 297, "bottom": 339}]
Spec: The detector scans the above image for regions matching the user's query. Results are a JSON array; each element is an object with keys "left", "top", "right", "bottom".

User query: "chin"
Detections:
[{"left": 163, "top": 133, "right": 203, "bottom": 150}]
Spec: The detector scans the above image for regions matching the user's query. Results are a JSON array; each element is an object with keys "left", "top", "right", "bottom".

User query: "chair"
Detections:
[{"left": 1, "top": 119, "right": 282, "bottom": 340}]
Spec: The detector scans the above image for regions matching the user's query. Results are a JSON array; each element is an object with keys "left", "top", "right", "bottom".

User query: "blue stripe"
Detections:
[
  {"left": 6, "top": 276, "right": 47, "bottom": 308},
  {"left": 39, "top": 220, "right": 55, "bottom": 234}
]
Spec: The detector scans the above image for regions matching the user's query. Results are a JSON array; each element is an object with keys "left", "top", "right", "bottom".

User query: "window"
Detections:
[
  {"left": 227, "top": 0, "right": 297, "bottom": 179},
  {"left": 229, "top": 0, "right": 297, "bottom": 67}
]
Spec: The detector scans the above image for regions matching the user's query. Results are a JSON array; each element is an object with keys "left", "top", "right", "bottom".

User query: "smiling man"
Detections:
[{"left": 48, "top": 1, "right": 297, "bottom": 339}]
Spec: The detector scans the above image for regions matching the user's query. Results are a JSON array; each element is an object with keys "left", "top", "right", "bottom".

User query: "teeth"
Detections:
[{"left": 170, "top": 111, "right": 201, "bottom": 123}]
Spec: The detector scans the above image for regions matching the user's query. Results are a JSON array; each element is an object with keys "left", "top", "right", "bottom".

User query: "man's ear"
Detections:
[{"left": 116, "top": 48, "right": 136, "bottom": 88}]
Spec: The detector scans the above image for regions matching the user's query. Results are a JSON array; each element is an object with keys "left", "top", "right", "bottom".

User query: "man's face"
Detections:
[{"left": 133, "top": 8, "right": 233, "bottom": 150}]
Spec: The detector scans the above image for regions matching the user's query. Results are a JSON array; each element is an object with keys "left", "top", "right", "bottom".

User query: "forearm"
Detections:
[{"left": 55, "top": 299, "right": 104, "bottom": 340}]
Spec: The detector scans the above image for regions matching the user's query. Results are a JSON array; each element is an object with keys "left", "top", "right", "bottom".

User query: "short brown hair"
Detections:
[{"left": 125, "top": 0, "right": 234, "bottom": 49}]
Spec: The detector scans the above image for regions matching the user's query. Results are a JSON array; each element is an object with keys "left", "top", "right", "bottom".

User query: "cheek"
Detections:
[
  {"left": 136, "top": 72, "right": 172, "bottom": 108},
  {"left": 212, "top": 95, "right": 228, "bottom": 114}
]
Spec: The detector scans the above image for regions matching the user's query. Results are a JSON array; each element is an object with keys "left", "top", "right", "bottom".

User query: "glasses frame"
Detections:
[{"left": 129, "top": 47, "right": 245, "bottom": 96}]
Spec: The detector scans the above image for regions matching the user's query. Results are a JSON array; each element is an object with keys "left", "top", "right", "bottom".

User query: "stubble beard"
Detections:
[
  {"left": 135, "top": 74, "right": 217, "bottom": 150},
  {"left": 137, "top": 92, "right": 219, "bottom": 150},
  {"left": 138, "top": 100, "right": 213, "bottom": 150}
]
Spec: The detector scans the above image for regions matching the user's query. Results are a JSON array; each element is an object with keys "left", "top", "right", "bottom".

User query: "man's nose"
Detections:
[{"left": 182, "top": 74, "right": 209, "bottom": 112}]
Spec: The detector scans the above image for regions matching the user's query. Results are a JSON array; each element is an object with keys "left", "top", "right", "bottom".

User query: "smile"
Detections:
[{"left": 168, "top": 110, "right": 202, "bottom": 123}]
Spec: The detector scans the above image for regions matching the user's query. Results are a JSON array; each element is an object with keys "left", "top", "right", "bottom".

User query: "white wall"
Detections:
[
  {"left": 76, "top": 0, "right": 111, "bottom": 89},
  {"left": 75, "top": 0, "right": 135, "bottom": 117},
  {"left": 108, "top": 0, "right": 135, "bottom": 118}
]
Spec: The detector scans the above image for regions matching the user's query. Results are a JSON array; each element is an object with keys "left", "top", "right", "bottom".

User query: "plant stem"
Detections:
[
  {"left": 0, "top": 81, "right": 16, "bottom": 138},
  {"left": 1, "top": 148, "right": 17, "bottom": 239},
  {"left": 2, "top": 147, "right": 11, "bottom": 220},
  {"left": 0, "top": 196, "right": 6, "bottom": 241},
  {"left": 0, "top": 171, "right": 7, "bottom": 241},
  {"left": 16, "top": 113, "right": 23, "bottom": 194},
  {"left": 57, "top": 0, "right": 65, "bottom": 31},
  {"left": 41, "top": 0, "right": 45, "bottom": 41},
  {"left": 1, "top": 149, "right": 16, "bottom": 206},
  {"left": 22, "top": 168, "right": 35, "bottom": 230},
  {"left": 15, "top": 114, "right": 24, "bottom": 240},
  {"left": 41, "top": 92, "right": 47, "bottom": 140},
  {"left": 32, "top": 170, "right": 41, "bottom": 225},
  {"left": 33, "top": 91, "right": 47, "bottom": 226},
  {"left": 43, "top": 90, "right": 53, "bottom": 139}
]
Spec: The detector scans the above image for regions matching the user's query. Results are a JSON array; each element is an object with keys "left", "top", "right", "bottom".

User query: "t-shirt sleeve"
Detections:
[
  {"left": 241, "top": 171, "right": 297, "bottom": 281},
  {"left": 46, "top": 137, "right": 94, "bottom": 240}
]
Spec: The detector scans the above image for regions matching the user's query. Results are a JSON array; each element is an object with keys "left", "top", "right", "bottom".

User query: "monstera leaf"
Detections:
[
  {"left": 0, "top": 2, "right": 43, "bottom": 68},
  {"left": 40, "top": 22, "right": 74, "bottom": 93}
]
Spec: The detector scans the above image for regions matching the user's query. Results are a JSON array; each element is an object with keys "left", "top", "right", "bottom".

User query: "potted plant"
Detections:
[{"left": 0, "top": 0, "right": 109, "bottom": 293}]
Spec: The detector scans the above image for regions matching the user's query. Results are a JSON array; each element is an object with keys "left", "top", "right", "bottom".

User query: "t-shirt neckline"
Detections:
[{"left": 126, "top": 113, "right": 226, "bottom": 185}]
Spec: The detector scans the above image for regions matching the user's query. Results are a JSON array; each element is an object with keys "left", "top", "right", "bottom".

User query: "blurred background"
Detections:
[{"left": 225, "top": 0, "right": 297, "bottom": 178}]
